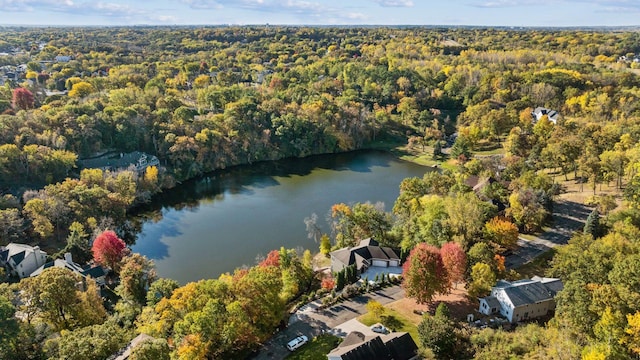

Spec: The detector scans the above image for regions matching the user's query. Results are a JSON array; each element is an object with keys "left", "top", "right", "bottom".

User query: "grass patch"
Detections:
[
  {"left": 285, "top": 334, "right": 341, "bottom": 360},
  {"left": 517, "top": 248, "right": 557, "bottom": 278},
  {"left": 358, "top": 308, "right": 420, "bottom": 346}
]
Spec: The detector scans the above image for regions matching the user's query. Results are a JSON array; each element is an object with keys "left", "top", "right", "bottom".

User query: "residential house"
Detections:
[
  {"left": 327, "top": 331, "right": 419, "bottom": 360},
  {"left": 30, "top": 252, "right": 106, "bottom": 287},
  {"left": 531, "top": 107, "right": 559, "bottom": 124},
  {"left": 79, "top": 151, "right": 160, "bottom": 174},
  {"left": 55, "top": 55, "right": 72, "bottom": 62},
  {"left": 330, "top": 238, "right": 400, "bottom": 275},
  {"left": 478, "top": 276, "right": 563, "bottom": 323},
  {"left": 0, "top": 243, "right": 48, "bottom": 278}
]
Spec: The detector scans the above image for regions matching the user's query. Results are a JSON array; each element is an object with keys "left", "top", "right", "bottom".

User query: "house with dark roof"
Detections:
[
  {"left": 329, "top": 238, "right": 401, "bottom": 275},
  {"left": 0, "top": 243, "right": 48, "bottom": 278},
  {"left": 327, "top": 331, "right": 418, "bottom": 360},
  {"left": 478, "top": 276, "right": 563, "bottom": 323},
  {"left": 30, "top": 253, "right": 106, "bottom": 286},
  {"left": 531, "top": 107, "right": 559, "bottom": 124}
]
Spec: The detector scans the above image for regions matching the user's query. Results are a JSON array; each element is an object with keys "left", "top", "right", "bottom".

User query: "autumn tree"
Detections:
[
  {"left": 68, "top": 81, "right": 96, "bottom": 98},
  {"left": 12, "top": 87, "right": 34, "bottom": 110},
  {"left": 92, "top": 230, "right": 127, "bottom": 270},
  {"left": 319, "top": 234, "right": 332, "bottom": 256},
  {"left": 484, "top": 216, "right": 519, "bottom": 250},
  {"left": 440, "top": 242, "right": 467, "bottom": 288},
  {"left": 402, "top": 243, "right": 449, "bottom": 304},
  {"left": 468, "top": 262, "right": 496, "bottom": 297},
  {"left": 366, "top": 299, "right": 385, "bottom": 321}
]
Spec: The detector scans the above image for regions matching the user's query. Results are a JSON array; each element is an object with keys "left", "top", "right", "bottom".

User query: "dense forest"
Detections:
[{"left": 1, "top": 26, "right": 640, "bottom": 359}]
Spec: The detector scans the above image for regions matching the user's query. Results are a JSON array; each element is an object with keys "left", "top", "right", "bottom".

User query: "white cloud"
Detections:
[
  {"left": 0, "top": 0, "right": 143, "bottom": 16},
  {"left": 372, "top": 0, "right": 414, "bottom": 7}
]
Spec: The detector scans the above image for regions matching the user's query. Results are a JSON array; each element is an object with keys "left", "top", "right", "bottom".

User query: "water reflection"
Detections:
[{"left": 130, "top": 150, "right": 428, "bottom": 284}]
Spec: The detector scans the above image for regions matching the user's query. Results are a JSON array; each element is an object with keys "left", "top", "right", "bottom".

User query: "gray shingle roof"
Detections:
[
  {"left": 503, "top": 280, "right": 554, "bottom": 307},
  {"left": 329, "top": 238, "right": 400, "bottom": 270},
  {"left": 10, "top": 250, "right": 25, "bottom": 265},
  {"left": 482, "top": 295, "right": 501, "bottom": 309}
]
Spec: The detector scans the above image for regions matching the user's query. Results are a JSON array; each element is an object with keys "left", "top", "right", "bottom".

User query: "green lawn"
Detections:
[
  {"left": 285, "top": 334, "right": 341, "bottom": 360},
  {"left": 358, "top": 308, "right": 420, "bottom": 346}
]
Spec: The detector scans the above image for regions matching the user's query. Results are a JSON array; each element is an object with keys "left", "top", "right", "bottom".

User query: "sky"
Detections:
[{"left": 0, "top": 0, "right": 638, "bottom": 27}]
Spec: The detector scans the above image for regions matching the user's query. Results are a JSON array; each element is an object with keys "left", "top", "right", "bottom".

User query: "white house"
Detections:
[
  {"left": 479, "top": 276, "right": 563, "bottom": 323},
  {"left": 531, "top": 107, "right": 559, "bottom": 124},
  {"left": 330, "top": 238, "right": 400, "bottom": 275},
  {"left": 30, "top": 253, "right": 106, "bottom": 286},
  {"left": 0, "top": 243, "right": 48, "bottom": 278}
]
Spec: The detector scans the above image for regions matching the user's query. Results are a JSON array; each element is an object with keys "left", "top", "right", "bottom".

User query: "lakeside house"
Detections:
[
  {"left": 327, "top": 331, "right": 419, "bottom": 360},
  {"left": 30, "top": 252, "right": 106, "bottom": 287},
  {"left": 79, "top": 151, "right": 160, "bottom": 174},
  {"left": 330, "top": 238, "right": 401, "bottom": 275},
  {"left": 0, "top": 243, "right": 48, "bottom": 279},
  {"left": 478, "top": 276, "right": 563, "bottom": 323}
]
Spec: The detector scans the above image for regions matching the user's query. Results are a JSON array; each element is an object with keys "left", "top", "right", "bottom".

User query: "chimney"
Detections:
[{"left": 64, "top": 252, "right": 73, "bottom": 264}]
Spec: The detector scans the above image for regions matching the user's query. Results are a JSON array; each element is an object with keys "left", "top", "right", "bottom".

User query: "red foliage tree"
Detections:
[
  {"left": 259, "top": 250, "right": 280, "bottom": 267},
  {"left": 321, "top": 276, "right": 336, "bottom": 290},
  {"left": 440, "top": 242, "right": 467, "bottom": 287},
  {"left": 402, "top": 243, "right": 450, "bottom": 304},
  {"left": 12, "top": 87, "right": 34, "bottom": 111},
  {"left": 91, "top": 230, "right": 127, "bottom": 270}
]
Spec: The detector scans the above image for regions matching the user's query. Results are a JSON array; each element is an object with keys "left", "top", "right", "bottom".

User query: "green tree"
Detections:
[
  {"left": 146, "top": 278, "right": 180, "bottom": 306},
  {"left": 584, "top": 208, "right": 601, "bottom": 239},
  {"left": 18, "top": 267, "right": 106, "bottom": 331},
  {"left": 117, "top": 253, "right": 157, "bottom": 305},
  {"left": 130, "top": 338, "right": 170, "bottom": 360},
  {"left": 0, "top": 296, "right": 19, "bottom": 358},
  {"left": 55, "top": 321, "right": 128, "bottom": 360},
  {"left": 418, "top": 314, "right": 456, "bottom": 359}
]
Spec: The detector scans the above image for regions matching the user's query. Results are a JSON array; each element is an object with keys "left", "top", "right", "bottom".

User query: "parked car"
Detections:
[
  {"left": 286, "top": 335, "right": 309, "bottom": 351},
  {"left": 371, "top": 324, "right": 389, "bottom": 334}
]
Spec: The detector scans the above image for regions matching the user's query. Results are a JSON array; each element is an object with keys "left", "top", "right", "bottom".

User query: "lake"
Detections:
[{"left": 131, "top": 150, "right": 430, "bottom": 284}]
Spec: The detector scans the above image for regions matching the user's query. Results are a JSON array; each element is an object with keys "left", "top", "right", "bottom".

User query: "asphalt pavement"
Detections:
[{"left": 249, "top": 286, "right": 405, "bottom": 360}]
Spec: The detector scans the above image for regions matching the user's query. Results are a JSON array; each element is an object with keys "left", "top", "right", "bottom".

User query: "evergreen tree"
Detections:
[
  {"left": 584, "top": 208, "right": 600, "bottom": 239},
  {"left": 335, "top": 270, "right": 346, "bottom": 291}
]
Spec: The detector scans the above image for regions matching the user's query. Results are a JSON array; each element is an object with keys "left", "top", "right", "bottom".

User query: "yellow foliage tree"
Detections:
[
  {"left": 68, "top": 81, "right": 96, "bottom": 98},
  {"left": 623, "top": 312, "right": 640, "bottom": 355}
]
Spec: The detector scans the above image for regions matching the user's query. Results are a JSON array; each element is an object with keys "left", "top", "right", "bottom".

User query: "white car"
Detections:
[
  {"left": 286, "top": 335, "right": 309, "bottom": 351},
  {"left": 371, "top": 324, "right": 389, "bottom": 334}
]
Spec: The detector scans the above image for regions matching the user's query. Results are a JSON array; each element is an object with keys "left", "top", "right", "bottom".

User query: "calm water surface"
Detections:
[{"left": 131, "top": 150, "right": 430, "bottom": 284}]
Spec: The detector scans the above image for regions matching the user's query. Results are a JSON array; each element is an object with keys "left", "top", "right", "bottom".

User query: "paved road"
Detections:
[
  {"left": 505, "top": 199, "right": 591, "bottom": 269},
  {"left": 249, "top": 286, "right": 404, "bottom": 360}
]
